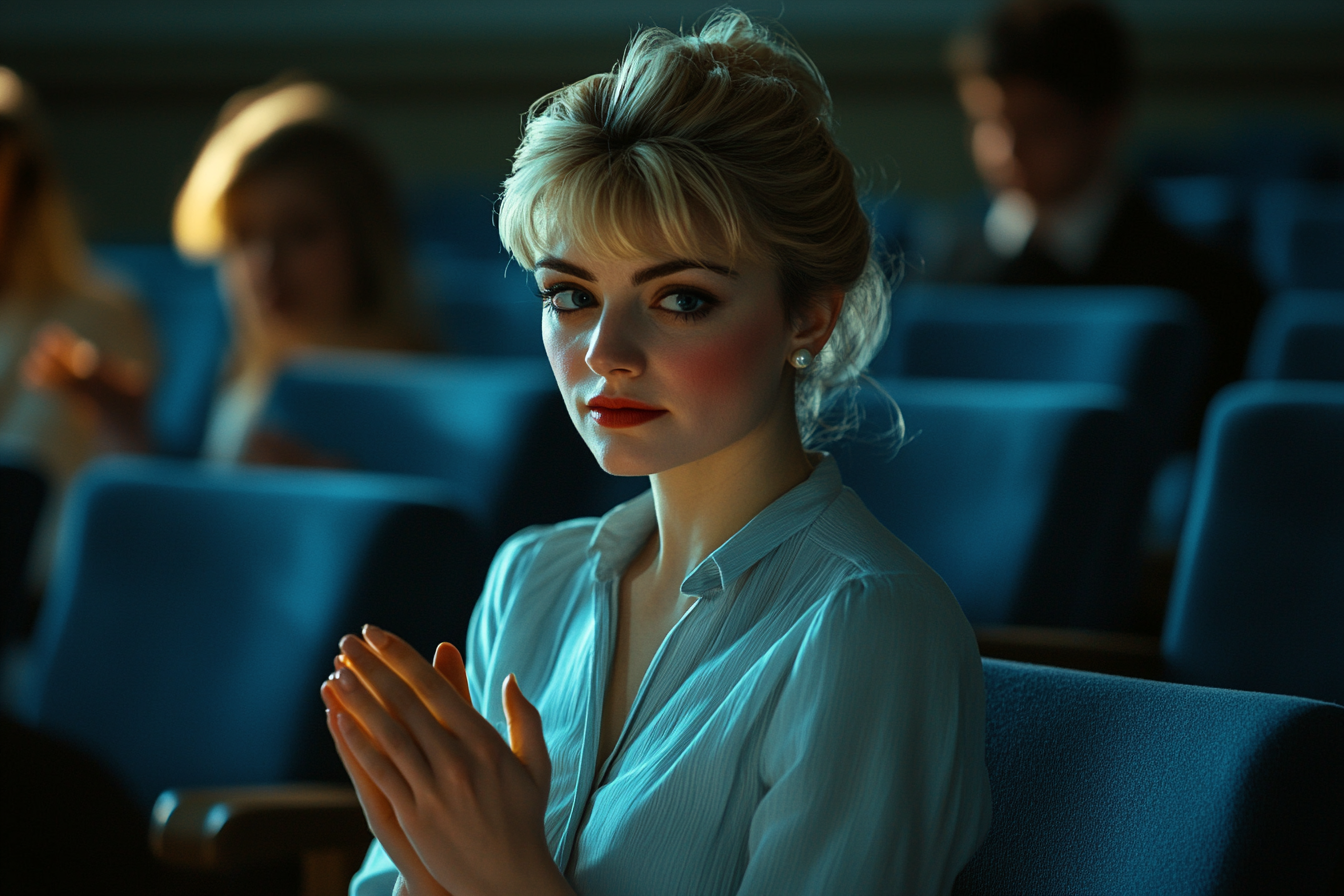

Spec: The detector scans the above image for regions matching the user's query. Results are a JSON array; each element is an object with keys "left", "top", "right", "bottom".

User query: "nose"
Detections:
[{"left": 585, "top": 301, "right": 646, "bottom": 379}]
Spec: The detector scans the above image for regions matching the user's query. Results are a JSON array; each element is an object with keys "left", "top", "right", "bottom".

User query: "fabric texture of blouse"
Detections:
[{"left": 351, "top": 455, "right": 992, "bottom": 896}]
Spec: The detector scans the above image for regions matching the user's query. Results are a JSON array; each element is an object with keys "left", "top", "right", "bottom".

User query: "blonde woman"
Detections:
[{"left": 322, "top": 12, "right": 991, "bottom": 896}]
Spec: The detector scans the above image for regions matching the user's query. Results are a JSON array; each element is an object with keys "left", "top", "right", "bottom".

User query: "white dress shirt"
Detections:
[{"left": 352, "top": 455, "right": 991, "bottom": 895}]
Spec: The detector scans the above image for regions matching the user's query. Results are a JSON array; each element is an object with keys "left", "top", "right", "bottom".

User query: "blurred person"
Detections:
[
  {"left": 323, "top": 11, "right": 990, "bottom": 896},
  {"left": 937, "top": 0, "right": 1266, "bottom": 440},
  {"left": 1, "top": 66, "right": 155, "bottom": 600},
  {"left": 0, "top": 67, "right": 155, "bottom": 488},
  {"left": 27, "top": 79, "right": 432, "bottom": 465}
]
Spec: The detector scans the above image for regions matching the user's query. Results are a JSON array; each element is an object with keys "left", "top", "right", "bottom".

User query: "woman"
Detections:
[
  {"left": 1, "top": 66, "right": 155, "bottom": 575},
  {"left": 323, "top": 12, "right": 991, "bottom": 896},
  {"left": 27, "top": 80, "right": 429, "bottom": 463}
]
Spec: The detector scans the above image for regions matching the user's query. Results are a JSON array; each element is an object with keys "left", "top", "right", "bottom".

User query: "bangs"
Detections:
[{"left": 499, "top": 136, "right": 763, "bottom": 271}]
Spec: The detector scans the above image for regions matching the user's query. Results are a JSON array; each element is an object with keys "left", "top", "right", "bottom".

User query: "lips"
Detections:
[{"left": 585, "top": 395, "right": 668, "bottom": 429}]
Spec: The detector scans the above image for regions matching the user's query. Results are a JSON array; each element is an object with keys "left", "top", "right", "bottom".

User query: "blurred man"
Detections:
[{"left": 937, "top": 0, "right": 1265, "bottom": 440}]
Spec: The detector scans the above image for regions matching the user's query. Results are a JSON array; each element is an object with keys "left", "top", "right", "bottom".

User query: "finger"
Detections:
[
  {"left": 323, "top": 692, "right": 396, "bottom": 811},
  {"left": 341, "top": 637, "right": 484, "bottom": 784},
  {"left": 433, "top": 642, "right": 472, "bottom": 705},
  {"left": 328, "top": 660, "right": 434, "bottom": 792},
  {"left": 329, "top": 703, "right": 418, "bottom": 810},
  {"left": 503, "top": 674, "right": 551, "bottom": 795},
  {"left": 357, "top": 627, "right": 488, "bottom": 740}
]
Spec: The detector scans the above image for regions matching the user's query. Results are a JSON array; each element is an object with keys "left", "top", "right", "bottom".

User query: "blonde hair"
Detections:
[
  {"left": 498, "top": 9, "right": 893, "bottom": 444},
  {"left": 175, "top": 80, "right": 428, "bottom": 378},
  {"left": 0, "top": 67, "right": 117, "bottom": 304}
]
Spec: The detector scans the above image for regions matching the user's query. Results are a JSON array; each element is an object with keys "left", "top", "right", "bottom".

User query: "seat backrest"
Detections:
[
  {"left": 954, "top": 659, "right": 1344, "bottom": 896},
  {"left": 414, "top": 247, "right": 543, "bottom": 356},
  {"left": 829, "top": 379, "right": 1144, "bottom": 628},
  {"left": 261, "top": 352, "right": 646, "bottom": 545},
  {"left": 93, "top": 244, "right": 231, "bottom": 457},
  {"left": 872, "top": 285, "right": 1206, "bottom": 459},
  {"left": 1253, "top": 181, "right": 1344, "bottom": 291},
  {"left": 1245, "top": 290, "right": 1344, "bottom": 381},
  {"left": 1146, "top": 175, "right": 1245, "bottom": 250},
  {"left": 21, "top": 458, "right": 488, "bottom": 808},
  {"left": 1163, "top": 381, "right": 1344, "bottom": 704}
]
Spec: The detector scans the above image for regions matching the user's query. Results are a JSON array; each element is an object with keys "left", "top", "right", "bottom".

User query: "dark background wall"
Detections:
[{"left": 3, "top": 0, "right": 1342, "bottom": 242}]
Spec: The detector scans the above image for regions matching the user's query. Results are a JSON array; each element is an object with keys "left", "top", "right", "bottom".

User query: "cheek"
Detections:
[{"left": 668, "top": 316, "right": 783, "bottom": 404}]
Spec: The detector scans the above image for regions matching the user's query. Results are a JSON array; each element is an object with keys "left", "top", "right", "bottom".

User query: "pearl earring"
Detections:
[{"left": 790, "top": 348, "right": 814, "bottom": 370}]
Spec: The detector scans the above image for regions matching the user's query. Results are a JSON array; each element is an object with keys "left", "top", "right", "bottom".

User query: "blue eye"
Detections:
[
  {"left": 657, "top": 291, "right": 711, "bottom": 316},
  {"left": 542, "top": 287, "right": 596, "bottom": 313}
]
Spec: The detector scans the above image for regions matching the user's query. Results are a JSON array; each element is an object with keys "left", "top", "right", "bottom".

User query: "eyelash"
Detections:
[{"left": 535, "top": 284, "right": 720, "bottom": 322}]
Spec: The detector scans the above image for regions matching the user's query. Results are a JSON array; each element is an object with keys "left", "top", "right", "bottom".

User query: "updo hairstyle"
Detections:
[{"left": 497, "top": 9, "right": 893, "bottom": 444}]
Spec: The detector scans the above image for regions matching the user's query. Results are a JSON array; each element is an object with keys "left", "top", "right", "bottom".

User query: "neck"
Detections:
[{"left": 642, "top": 395, "right": 814, "bottom": 588}]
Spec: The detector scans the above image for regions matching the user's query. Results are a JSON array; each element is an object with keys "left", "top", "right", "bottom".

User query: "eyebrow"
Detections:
[{"left": 535, "top": 257, "right": 738, "bottom": 286}]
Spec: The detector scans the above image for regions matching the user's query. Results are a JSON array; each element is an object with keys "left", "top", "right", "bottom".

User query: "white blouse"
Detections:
[{"left": 352, "top": 455, "right": 991, "bottom": 895}]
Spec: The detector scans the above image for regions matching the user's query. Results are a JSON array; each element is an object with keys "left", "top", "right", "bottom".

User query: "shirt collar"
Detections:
[{"left": 585, "top": 454, "right": 844, "bottom": 599}]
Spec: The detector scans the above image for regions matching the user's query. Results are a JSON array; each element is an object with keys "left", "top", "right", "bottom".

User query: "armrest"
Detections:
[
  {"left": 150, "top": 784, "right": 371, "bottom": 872},
  {"left": 976, "top": 626, "right": 1165, "bottom": 680}
]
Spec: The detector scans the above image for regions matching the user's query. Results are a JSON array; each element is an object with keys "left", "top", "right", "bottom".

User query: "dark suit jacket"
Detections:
[{"left": 933, "top": 186, "right": 1267, "bottom": 446}]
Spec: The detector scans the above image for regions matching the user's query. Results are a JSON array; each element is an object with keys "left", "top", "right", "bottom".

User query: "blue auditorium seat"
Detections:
[
  {"left": 93, "top": 244, "right": 230, "bottom": 457},
  {"left": 1162, "top": 381, "right": 1344, "bottom": 705},
  {"left": 413, "top": 245, "right": 543, "bottom": 356},
  {"left": 954, "top": 659, "right": 1344, "bottom": 895},
  {"left": 829, "top": 379, "right": 1144, "bottom": 628},
  {"left": 1147, "top": 174, "right": 1244, "bottom": 250},
  {"left": 260, "top": 352, "right": 646, "bottom": 545},
  {"left": 1245, "top": 290, "right": 1344, "bottom": 381},
  {"left": 20, "top": 458, "right": 488, "bottom": 807},
  {"left": 872, "top": 285, "right": 1206, "bottom": 460},
  {"left": 1253, "top": 181, "right": 1344, "bottom": 290}
]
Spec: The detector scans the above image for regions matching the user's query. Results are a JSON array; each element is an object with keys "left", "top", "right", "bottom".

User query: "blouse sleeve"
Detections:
[{"left": 738, "top": 572, "right": 992, "bottom": 896}]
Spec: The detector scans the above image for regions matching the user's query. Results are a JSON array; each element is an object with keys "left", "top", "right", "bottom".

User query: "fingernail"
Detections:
[
  {"left": 363, "top": 624, "right": 389, "bottom": 648},
  {"left": 335, "top": 668, "right": 356, "bottom": 692}
]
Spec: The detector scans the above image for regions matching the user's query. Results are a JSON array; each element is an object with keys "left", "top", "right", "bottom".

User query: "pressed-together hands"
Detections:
[{"left": 319, "top": 626, "right": 574, "bottom": 896}]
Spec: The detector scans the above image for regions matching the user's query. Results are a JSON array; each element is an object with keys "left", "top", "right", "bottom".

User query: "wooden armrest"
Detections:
[
  {"left": 150, "top": 784, "right": 370, "bottom": 872},
  {"left": 976, "top": 626, "right": 1165, "bottom": 680}
]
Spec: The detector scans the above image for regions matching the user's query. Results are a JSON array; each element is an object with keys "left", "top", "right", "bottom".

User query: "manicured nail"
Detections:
[
  {"left": 335, "top": 668, "right": 356, "bottom": 692},
  {"left": 363, "top": 624, "right": 389, "bottom": 648}
]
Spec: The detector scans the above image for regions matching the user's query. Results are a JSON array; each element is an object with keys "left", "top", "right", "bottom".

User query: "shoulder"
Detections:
[
  {"left": 796, "top": 487, "right": 977, "bottom": 666},
  {"left": 1103, "top": 189, "right": 1266, "bottom": 304},
  {"left": 489, "top": 517, "right": 599, "bottom": 587},
  {"left": 473, "top": 517, "right": 600, "bottom": 625}
]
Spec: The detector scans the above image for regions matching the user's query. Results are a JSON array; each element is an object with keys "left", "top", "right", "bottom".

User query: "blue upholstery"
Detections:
[
  {"left": 1147, "top": 175, "right": 1244, "bottom": 249},
  {"left": 1253, "top": 181, "right": 1344, "bottom": 290},
  {"left": 260, "top": 353, "right": 646, "bottom": 545},
  {"left": 93, "top": 244, "right": 230, "bottom": 457},
  {"left": 414, "top": 246, "right": 543, "bottom": 356},
  {"left": 955, "top": 659, "right": 1344, "bottom": 895},
  {"left": 21, "top": 458, "right": 488, "bottom": 807},
  {"left": 830, "top": 379, "right": 1144, "bottom": 628},
  {"left": 1245, "top": 290, "right": 1344, "bottom": 381},
  {"left": 1163, "top": 381, "right": 1344, "bottom": 704},
  {"left": 872, "top": 285, "right": 1206, "bottom": 459}
]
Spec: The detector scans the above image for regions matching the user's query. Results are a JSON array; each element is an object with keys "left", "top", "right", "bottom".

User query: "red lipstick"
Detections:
[{"left": 586, "top": 395, "right": 668, "bottom": 428}]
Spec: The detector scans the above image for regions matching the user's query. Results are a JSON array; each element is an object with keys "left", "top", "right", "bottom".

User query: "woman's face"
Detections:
[
  {"left": 222, "top": 170, "right": 359, "bottom": 337},
  {"left": 537, "top": 243, "right": 804, "bottom": 477}
]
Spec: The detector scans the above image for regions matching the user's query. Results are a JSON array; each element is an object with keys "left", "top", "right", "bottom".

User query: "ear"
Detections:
[{"left": 790, "top": 288, "right": 845, "bottom": 358}]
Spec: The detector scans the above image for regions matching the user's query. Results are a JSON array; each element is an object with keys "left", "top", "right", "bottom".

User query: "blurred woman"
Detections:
[
  {"left": 1, "top": 67, "right": 154, "bottom": 485},
  {"left": 27, "top": 79, "right": 430, "bottom": 464}
]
